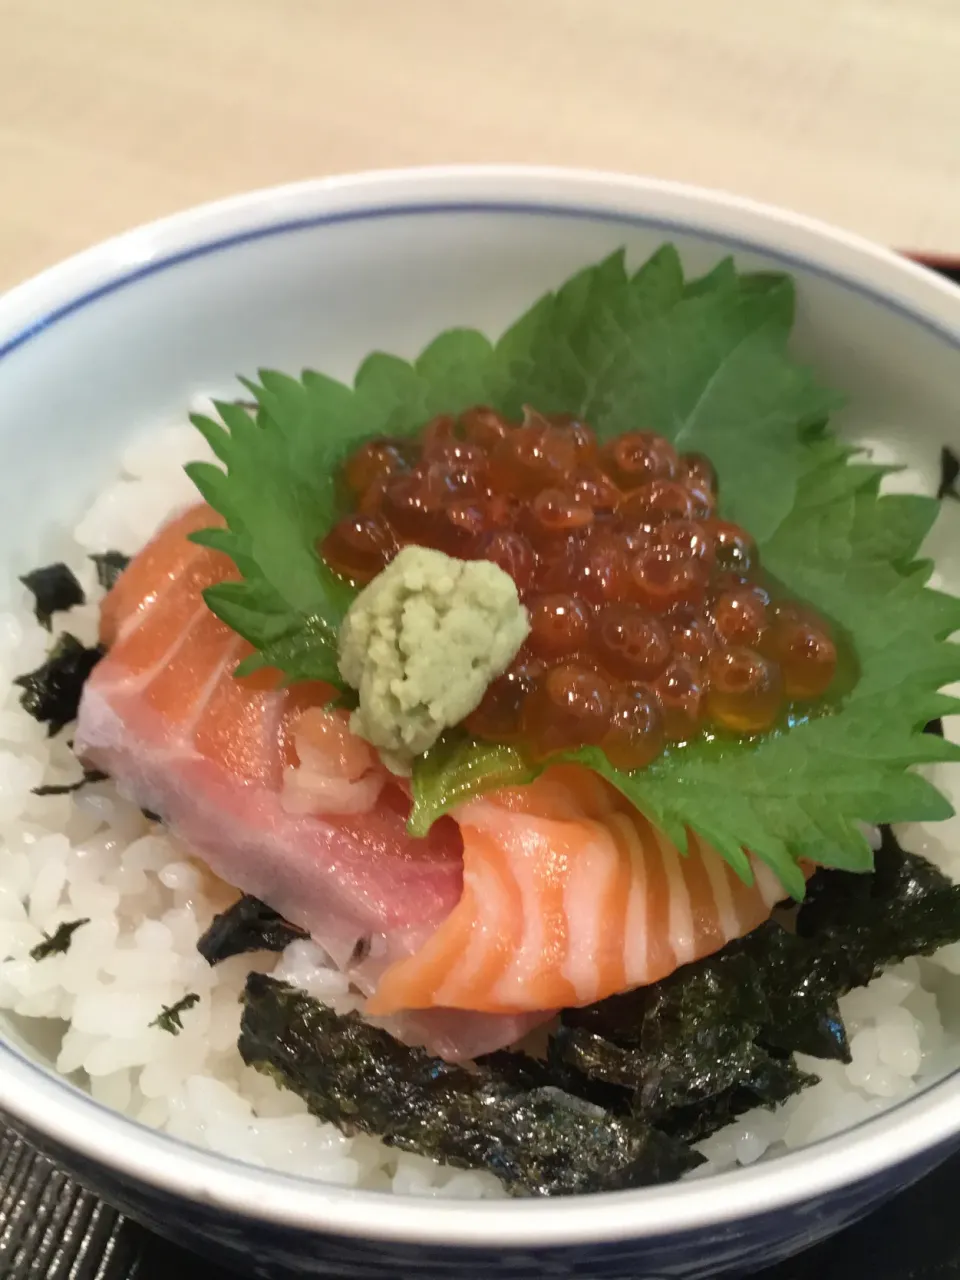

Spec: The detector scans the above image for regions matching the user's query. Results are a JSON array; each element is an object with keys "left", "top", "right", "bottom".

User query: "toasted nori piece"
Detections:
[
  {"left": 797, "top": 825, "right": 960, "bottom": 986},
  {"left": 739, "top": 922, "right": 850, "bottom": 1063},
  {"left": 239, "top": 974, "right": 702, "bottom": 1196},
  {"left": 151, "top": 993, "right": 200, "bottom": 1035},
  {"left": 557, "top": 945, "right": 821, "bottom": 1130},
  {"left": 938, "top": 445, "right": 960, "bottom": 500},
  {"left": 19, "top": 564, "right": 85, "bottom": 630},
  {"left": 486, "top": 1030, "right": 803, "bottom": 1150},
  {"left": 14, "top": 634, "right": 104, "bottom": 735},
  {"left": 562, "top": 924, "right": 847, "bottom": 1065},
  {"left": 655, "top": 1057, "right": 814, "bottom": 1148},
  {"left": 89, "top": 551, "right": 130, "bottom": 592},
  {"left": 32, "top": 767, "right": 108, "bottom": 797},
  {"left": 477, "top": 1047, "right": 633, "bottom": 1116},
  {"left": 196, "top": 896, "right": 309, "bottom": 965},
  {"left": 30, "top": 918, "right": 89, "bottom": 961}
]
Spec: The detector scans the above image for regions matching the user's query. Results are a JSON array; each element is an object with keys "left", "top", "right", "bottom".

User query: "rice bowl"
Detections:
[{"left": 1, "top": 167, "right": 960, "bottom": 1277}]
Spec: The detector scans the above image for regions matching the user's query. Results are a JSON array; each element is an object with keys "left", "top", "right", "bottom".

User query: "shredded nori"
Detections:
[
  {"left": 239, "top": 974, "right": 702, "bottom": 1196},
  {"left": 938, "top": 445, "right": 960, "bottom": 500},
  {"left": 89, "top": 551, "right": 130, "bottom": 592},
  {"left": 30, "top": 918, "right": 89, "bottom": 961},
  {"left": 150, "top": 993, "right": 200, "bottom": 1035},
  {"left": 19, "top": 564, "right": 85, "bottom": 631},
  {"left": 196, "top": 896, "right": 309, "bottom": 965},
  {"left": 32, "top": 767, "right": 108, "bottom": 797},
  {"left": 14, "top": 634, "right": 104, "bottom": 735}
]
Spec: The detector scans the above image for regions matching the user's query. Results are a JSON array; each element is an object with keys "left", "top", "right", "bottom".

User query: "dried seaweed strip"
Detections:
[
  {"left": 548, "top": 920, "right": 846, "bottom": 1148},
  {"left": 656, "top": 1054, "right": 816, "bottom": 1147},
  {"left": 478, "top": 1047, "right": 632, "bottom": 1116},
  {"left": 797, "top": 825, "right": 960, "bottom": 988},
  {"left": 197, "top": 896, "right": 309, "bottom": 965},
  {"left": 474, "top": 1049, "right": 556, "bottom": 1091},
  {"left": 89, "top": 551, "right": 130, "bottom": 592},
  {"left": 15, "top": 634, "right": 104, "bottom": 735},
  {"left": 239, "top": 975, "right": 702, "bottom": 1196},
  {"left": 739, "top": 923, "right": 850, "bottom": 1063},
  {"left": 32, "top": 767, "right": 108, "bottom": 797},
  {"left": 30, "top": 918, "right": 88, "bottom": 961},
  {"left": 151, "top": 993, "right": 200, "bottom": 1034},
  {"left": 558, "top": 948, "right": 818, "bottom": 1122},
  {"left": 19, "top": 564, "right": 85, "bottom": 630}
]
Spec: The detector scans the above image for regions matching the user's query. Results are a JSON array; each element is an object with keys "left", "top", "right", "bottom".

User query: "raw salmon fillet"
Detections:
[
  {"left": 368, "top": 766, "right": 787, "bottom": 1016},
  {"left": 77, "top": 503, "right": 788, "bottom": 1041},
  {"left": 74, "top": 505, "right": 543, "bottom": 1059}
]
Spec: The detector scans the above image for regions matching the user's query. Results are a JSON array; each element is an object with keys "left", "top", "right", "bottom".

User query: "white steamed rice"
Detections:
[{"left": 0, "top": 407, "right": 957, "bottom": 1197}]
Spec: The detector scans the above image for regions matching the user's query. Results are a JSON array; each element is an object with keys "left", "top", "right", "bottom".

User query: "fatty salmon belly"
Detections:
[
  {"left": 367, "top": 766, "right": 788, "bottom": 1017},
  {"left": 74, "top": 504, "right": 546, "bottom": 1059}
]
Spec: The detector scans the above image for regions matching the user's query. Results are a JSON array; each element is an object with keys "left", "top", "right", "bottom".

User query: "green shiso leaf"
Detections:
[
  {"left": 411, "top": 373, "right": 960, "bottom": 894},
  {"left": 407, "top": 733, "right": 534, "bottom": 837},
  {"left": 186, "top": 395, "right": 354, "bottom": 685},
  {"left": 188, "top": 248, "right": 829, "bottom": 685},
  {"left": 593, "top": 435, "right": 960, "bottom": 891},
  {"left": 187, "top": 246, "right": 960, "bottom": 891}
]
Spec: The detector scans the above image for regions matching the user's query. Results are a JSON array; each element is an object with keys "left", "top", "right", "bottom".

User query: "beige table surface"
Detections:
[{"left": 2, "top": 0, "right": 960, "bottom": 293}]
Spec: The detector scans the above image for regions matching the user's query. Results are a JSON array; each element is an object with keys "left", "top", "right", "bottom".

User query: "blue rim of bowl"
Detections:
[
  {"left": 1, "top": 170, "right": 960, "bottom": 1247},
  {"left": 2, "top": 201, "right": 960, "bottom": 362}
]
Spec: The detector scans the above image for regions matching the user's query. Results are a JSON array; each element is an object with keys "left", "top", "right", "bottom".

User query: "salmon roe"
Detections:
[{"left": 322, "top": 406, "right": 840, "bottom": 766}]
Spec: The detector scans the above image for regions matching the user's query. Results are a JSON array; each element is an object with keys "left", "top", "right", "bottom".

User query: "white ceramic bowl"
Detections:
[{"left": 1, "top": 166, "right": 959, "bottom": 1280}]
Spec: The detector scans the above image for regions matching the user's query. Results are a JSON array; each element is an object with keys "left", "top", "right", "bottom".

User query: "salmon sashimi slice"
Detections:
[
  {"left": 75, "top": 504, "right": 546, "bottom": 1060},
  {"left": 367, "top": 766, "right": 787, "bottom": 1016},
  {"left": 79, "top": 502, "right": 788, "bottom": 1040}
]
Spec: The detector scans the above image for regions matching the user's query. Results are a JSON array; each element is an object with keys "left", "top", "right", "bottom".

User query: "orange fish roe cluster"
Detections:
[{"left": 321, "top": 407, "right": 838, "bottom": 767}]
